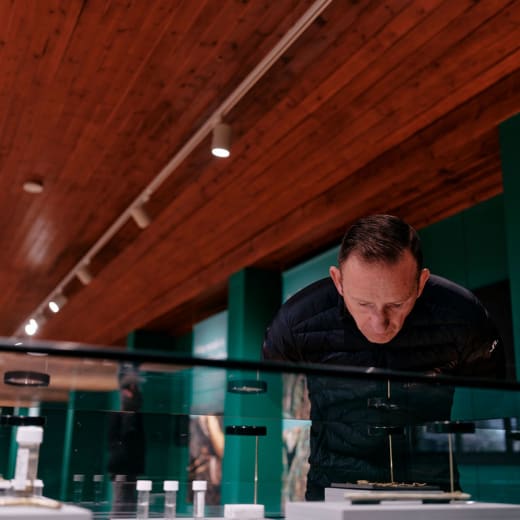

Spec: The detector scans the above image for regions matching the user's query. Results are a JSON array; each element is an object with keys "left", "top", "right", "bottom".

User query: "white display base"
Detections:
[
  {"left": 111, "top": 504, "right": 266, "bottom": 520},
  {"left": 0, "top": 504, "right": 91, "bottom": 519},
  {"left": 286, "top": 500, "right": 520, "bottom": 520},
  {"left": 224, "top": 503, "right": 265, "bottom": 518}
]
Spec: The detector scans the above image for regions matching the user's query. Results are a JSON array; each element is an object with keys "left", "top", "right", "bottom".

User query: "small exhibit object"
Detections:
[
  {"left": 223, "top": 503, "right": 265, "bottom": 519},
  {"left": 342, "top": 491, "right": 471, "bottom": 504},
  {"left": 326, "top": 482, "right": 454, "bottom": 503}
]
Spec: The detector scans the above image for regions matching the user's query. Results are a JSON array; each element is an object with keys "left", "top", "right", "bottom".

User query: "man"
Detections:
[
  {"left": 263, "top": 214, "right": 505, "bottom": 500},
  {"left": 108, "top": 364, "right": 146, "bottom": 515}
]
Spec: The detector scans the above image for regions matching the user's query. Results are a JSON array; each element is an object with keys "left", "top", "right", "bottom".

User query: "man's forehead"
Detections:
[
  {"left": 340, "top": 253, "right": 419, "bottom": 298},
  {"left": 340, "top": 250, "right": 418, "bottom": 275}
]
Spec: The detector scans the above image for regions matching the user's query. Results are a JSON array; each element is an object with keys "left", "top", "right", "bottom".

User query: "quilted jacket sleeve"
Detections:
[
  {"left": 457, "top": 307, "right": 506, "bottom": 379},
  {"left": 262, "top": 305, "right": 302, "bottom": 362}
]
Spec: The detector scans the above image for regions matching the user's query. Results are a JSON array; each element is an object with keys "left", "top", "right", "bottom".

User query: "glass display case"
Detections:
[{"left": 0, "top": 337, "right": 519, "bottom": 519}]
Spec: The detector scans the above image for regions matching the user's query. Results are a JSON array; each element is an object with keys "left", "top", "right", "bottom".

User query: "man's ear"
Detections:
[
  {"left": 417, "top": 268, "right": 430, "bottom": 297},
  {"left": 329, "top": 266, "right": 344, "bottom": 296}
]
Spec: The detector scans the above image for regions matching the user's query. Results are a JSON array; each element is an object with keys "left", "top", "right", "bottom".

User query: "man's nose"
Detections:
[{"left": 370, "top": 310, "right": 389, "bottom": 331}]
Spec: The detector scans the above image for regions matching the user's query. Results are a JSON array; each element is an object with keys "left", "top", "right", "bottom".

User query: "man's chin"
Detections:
[{"left": 363, "top": 331, "right": 396, "bottom": 344}]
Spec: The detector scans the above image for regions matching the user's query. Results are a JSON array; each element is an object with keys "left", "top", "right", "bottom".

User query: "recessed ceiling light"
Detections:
[{"left": 23, "top": 180, "right": 44, "bottom": 194}]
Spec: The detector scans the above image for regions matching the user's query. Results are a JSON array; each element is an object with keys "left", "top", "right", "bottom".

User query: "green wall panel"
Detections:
[
  {"left": 419, "top": 195, "right": 507, "bottom": 290},
  {"left": 128, "top": 329, "right": 193, "bottom": 514},
  {"left": 283, "top": 246, "right": 338, "bottom": 301},
  {"left": 420, "top": 213, "right": 468, "bottom": 286},
  {"left": 463, "top": 196, "right": 508, "bottom": 288},
  {"left": 223, "top": 268, "right": 283, "bottom": 513},
  {"left": 500, "top": 113, "right": 520, "bottom": 377}
]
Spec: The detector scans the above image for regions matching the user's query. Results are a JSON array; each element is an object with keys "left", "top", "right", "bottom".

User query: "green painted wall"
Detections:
[
  {"left": 419, "top": 195, "right": 508, "bottom": 289},
  {"left": 0, "top": 409, "right": 11, "bottom": 479},
  {"left": 191, "top": 311, "right": 228, "bottom": 413},
  {"left": 283, "top": 247, "right": 338, "bottom": 301}
]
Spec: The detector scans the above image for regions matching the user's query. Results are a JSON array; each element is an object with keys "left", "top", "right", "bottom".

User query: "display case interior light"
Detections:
[{"left": 3, "top": 370, "right": 50, "bottom": 387}]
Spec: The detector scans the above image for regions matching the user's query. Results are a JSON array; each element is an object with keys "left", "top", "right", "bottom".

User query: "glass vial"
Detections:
[
  {"left": 92, "top": 474, "right": 104, "bottom": 503},
  {"left": 13, "top": 426, "right": 43, "bottom": 491},
  {"left": 192, "top": 480, "right": 207, "bottom": 518},
  {"left": 136, "top": 479, "right": 152, "bottom": 520},
  {"left": 72, "top": 474, "right": 85, "bottom": 503},
  {"left": 163, "top": 480, "right": 179, "bottom": 519}
]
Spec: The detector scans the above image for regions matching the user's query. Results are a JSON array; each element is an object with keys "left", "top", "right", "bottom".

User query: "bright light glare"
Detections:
[
  {"left": 211, "top": 147, "right": 230, "bottom": 158},
  {"left": 49, "top": 301, "right": 60, "bottom": 313},
  {"left": 25, "top": 319, "right": 38, "bottom": 336}
]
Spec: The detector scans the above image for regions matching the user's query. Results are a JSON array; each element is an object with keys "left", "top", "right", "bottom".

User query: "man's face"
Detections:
[{"left": 330, "top": 250, "right": 430, "bottom": 344}]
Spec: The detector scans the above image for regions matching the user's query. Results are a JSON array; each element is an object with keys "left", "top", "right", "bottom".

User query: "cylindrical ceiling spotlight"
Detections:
[
  {"left": 48, "top": 293, "right": 67, "bottom": 313},
  {"left": 76, "top": 265, "right": 93, "bottom": 285},
  {"left": 130, "top": 205, "right": 152, "bottom": 229},
  {"left": 211, "top": 122, "right": 232, "bottom": 158}
]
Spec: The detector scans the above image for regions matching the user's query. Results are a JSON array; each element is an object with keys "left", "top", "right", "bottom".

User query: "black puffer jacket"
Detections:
[{"left": 263, "top": 275, "right": 504, "bottom": 499}]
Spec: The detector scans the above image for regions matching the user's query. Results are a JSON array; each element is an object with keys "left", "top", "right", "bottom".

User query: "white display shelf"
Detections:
[
  {"left": 0, "top": 504, "right": 91, "bottom": 519},
  {"left": 286, "top": 500, "right": 520, "bottom": 520}
]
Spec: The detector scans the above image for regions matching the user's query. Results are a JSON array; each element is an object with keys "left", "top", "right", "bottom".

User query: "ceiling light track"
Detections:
[{"left": 13, "top": 0, "right": 333, "bottom": 338}]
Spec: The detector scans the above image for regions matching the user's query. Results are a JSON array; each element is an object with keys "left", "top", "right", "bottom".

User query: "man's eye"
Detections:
[
  {"left": 390, "top": 303, "right": 403, "bottom": 309},
  {"left": 358, "top": 302, "right": 369, "bottom": 307}
]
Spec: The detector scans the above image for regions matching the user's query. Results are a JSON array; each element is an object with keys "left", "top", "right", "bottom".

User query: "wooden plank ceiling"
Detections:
[{"left": 0, "top": 0, "right": 519, "bottom": 346}]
